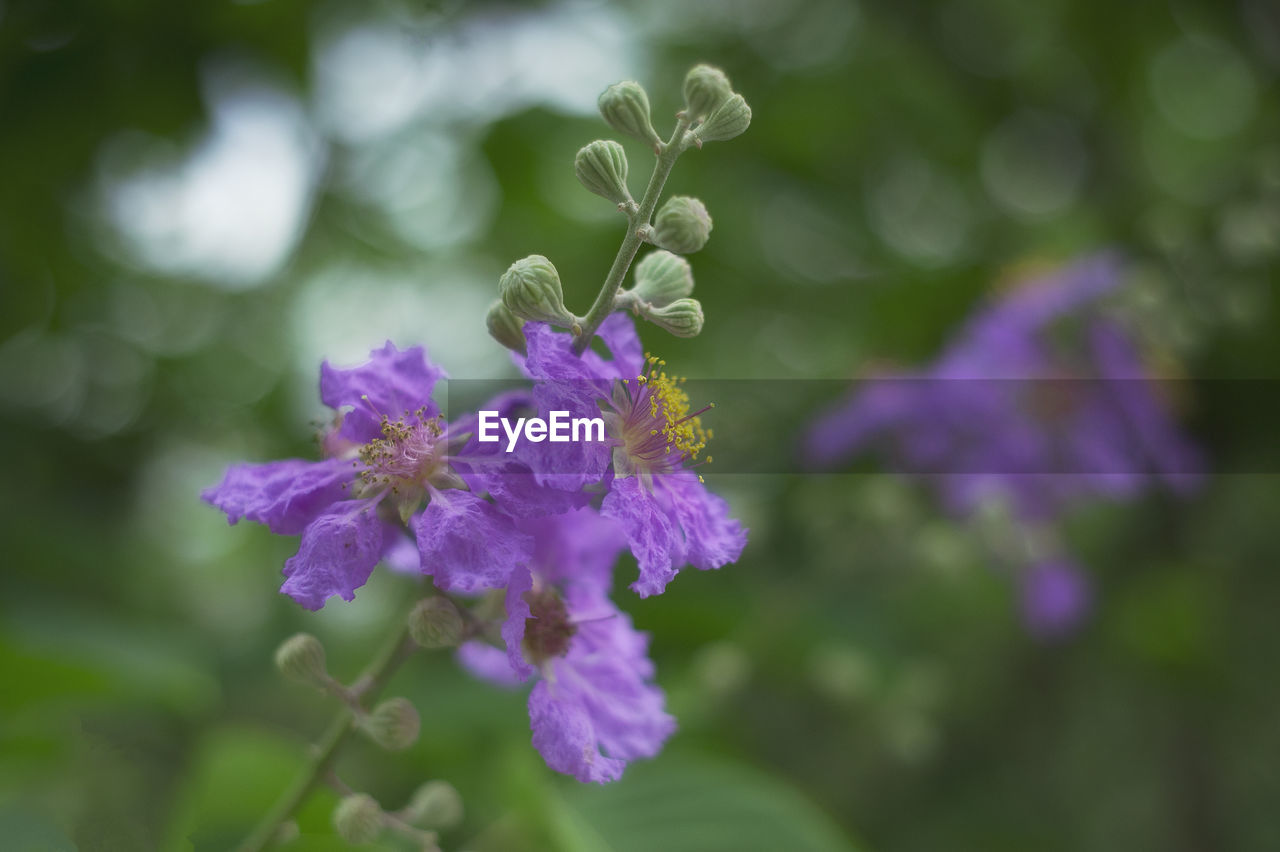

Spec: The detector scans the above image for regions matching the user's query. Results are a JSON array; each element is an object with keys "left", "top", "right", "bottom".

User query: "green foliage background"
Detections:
[{"left": 1, "top": 0, "right": 1277, "bottom": 849}]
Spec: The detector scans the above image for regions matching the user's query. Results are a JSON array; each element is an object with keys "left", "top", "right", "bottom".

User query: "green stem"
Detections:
[
  {"left": 235, "top": 621, "right": 417, "bottom": 852},
  {"left": 571, "top": 118, "right": 690, "bottom": 355}
]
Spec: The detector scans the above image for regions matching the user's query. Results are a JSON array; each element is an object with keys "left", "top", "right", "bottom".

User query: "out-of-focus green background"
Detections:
[{"left": 2, "top": 1, "right": 1278, "bottom": 849}]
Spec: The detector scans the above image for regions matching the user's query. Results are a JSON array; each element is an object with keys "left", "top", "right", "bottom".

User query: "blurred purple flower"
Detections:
[
  {"left": 804, "top": 254, "right": 1204, "bottom": 640},
  {"left": 1019, "top": 559, "right": 1092, "bottom": 640},
  {"left": 805, "top": 254, "right": 1203, "bottom": 521}
]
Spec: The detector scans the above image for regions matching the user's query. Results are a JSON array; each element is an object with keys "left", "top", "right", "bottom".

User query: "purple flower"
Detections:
[
  {"left": 1019, "top": 558, "right": 1092, "bottom": 640},
  {"left": 805, "top": 254, "right": 1203, "bottom": 521},
  {"left": 519, "top": 315, "right": 748, "bottom": 596},
  {"left": 458, "top": 508, "right": 676, "bottom": 783},
  {"left": 203, "top": 343, "right": 532, "bottom": 610}
]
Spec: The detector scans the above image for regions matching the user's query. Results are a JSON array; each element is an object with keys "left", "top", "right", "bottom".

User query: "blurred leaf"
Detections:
[
  {"left": 164, "top": 724, "right": 405, "bottom": 852},
  {"left": 0, "top": 611, "right": 218, "bottom": 715},
  {"left": 164, "top": 725, "right": 303, "bottom": 852},
  {"left": 546, "top": 754, "right": 861, "bottom": 852},
  {"left": 0, "top": 804, "right": 76, "bottom": 852}
]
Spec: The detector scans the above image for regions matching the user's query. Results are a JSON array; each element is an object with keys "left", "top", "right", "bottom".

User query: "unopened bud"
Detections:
[
  {"left": 485, "top": 300, "right": 526, "bottom": 355},
  {"left": 599, "top": 81, "right": 661, "bottom": 147},
  {"left": 641, "top": 298, "right": 704, "bottom": 338},
  {"left": 274, "top": 633, "right": 330, "bottom": 690},
  {"left": 652, "top": 196, "right": 712, "bottom": 254},
  {"left": 683, "top": 64, "right": 733, "bottom": 121},
  {"left": 404, "top": 780, "right": 464, "bottom": 830},
  {"left": 409, "top": 596, "right": 465, "bottom": 649},
  {"left": 574, "top": 140, "right": 632, "bottom": 206},
  {"left": 499, "top": 255, "right": 575, "bottom": 327},
  {"left": 333, "top": 793, "right": 383, "bottom": 845},
  {"left": 632, "top": 250, "right": 694, "bottom": 307},
  {"left": 360, "top": 697, "right": 421, "bottom": 751},
  {"left": 692, "top": 93, "right": 751, "bottom": 144}
]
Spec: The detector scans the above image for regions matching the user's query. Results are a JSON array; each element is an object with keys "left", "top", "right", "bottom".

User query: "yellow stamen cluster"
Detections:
[
  {"left": 627, "top": 352, "right": 712, "bottom": 462},
  {"left": 355, "top": 407, "right": 444, "bottom": 493}
]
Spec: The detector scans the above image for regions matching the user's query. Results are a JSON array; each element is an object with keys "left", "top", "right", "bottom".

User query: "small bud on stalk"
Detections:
[
  {"left": 683, "top": 64, "right": 733, "bottom": 121},
  {"left": 632, "top": 250, "right": 694, "bottom": 307},
  {"left": 333, "top": 794, "right": 384, "bottom": 844},
  {"left": 404, "top": 780, "right": 464, "bottom": 829},
  {"left": 574, "top": 140, "right": 632, "bottom": 206},
  {"left": 641, "top": 298, "right": 705, "bottom": 338},
  {"left": 360, "top": 697, "right": 421, "bottom": 751},
  {"left": 599, "top": 81, "right": 661, "bottom": 148},
  {"left": 692, "top": 93, "right": 751, "bottom": 145},
  {"left": 409, "top": 596, "right": 465, "bottom": 649},
  {"left": 274, "top": 633, "right": 331, "bottom": 690},
  {"left": 652, "top": 196, "right": 713, "bottom": 254},
  {"left": 485, "top": 299, "right": 527, "bottom": 355},
  {"left": 500, "top": 255, "right": 576, "bottom": 327}
]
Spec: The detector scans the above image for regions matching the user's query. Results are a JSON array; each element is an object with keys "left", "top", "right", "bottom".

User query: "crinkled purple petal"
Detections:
[
  {"left": 281, "top": 502, "right": 383, "bottom": 610},
  {"left": 321, "top": 342, "right": 445, "bottom": 443},
  {"left": 523, "top": 322, "right": 608, "bottom": 384},
  {"left": 602, "top": 476, "right": 682, "bottom": 597},
  {"left": 529, "top": 597, "right": 674, "bottom": 783},
  {"left": 502, "top": 563, "right": 536, "bottom": 681},
  {"left": 522, "top": 316, "right": 643, "bottom": 385},
  {"left": 201, "top": 458, "right": 353, "bottom": 535},
  {"left": 520, "top": 507, "right": 627, "bottom": 597},
  {"left": 413, "top": 488, "right": 532, "bottom": 594},
  {"left": 472, "top": 466, "right": 594, "bottom": 518},
  {"left": 593, "top": 313, "right": 645, "bottom": 380},
  {"left": 659, "top": 472, "right": 748, "bottom": 571},
  {"left": 529, "top": 680, "right": 625, "bottom": 784},
  {"left": 558, "top": 603, "right": 674, "bottom": 763},
  {"left": 528, "top": 384, "right": 614, "bottom": 491}
]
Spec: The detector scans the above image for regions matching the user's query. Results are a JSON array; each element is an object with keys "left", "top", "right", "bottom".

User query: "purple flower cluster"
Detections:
[
  {"left": 204, "top": 317, "right": 746, "bottom": 782},
  {"left": 805, "top": 254, "right": 1202, "bottom": 637}
]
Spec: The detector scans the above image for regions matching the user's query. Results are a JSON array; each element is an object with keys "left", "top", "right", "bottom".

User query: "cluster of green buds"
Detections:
[
  {"left": 488, "top": 64, "right": 751, "bottom": 356},
  {"left": 271, "top": 596, "right": 475, "bottom": 849},
  {"left": 275, "top": 632, "right": 425, "bottom": 753},
  {"left": 332, "top": 779, "right": 463, "bottom": 848}
]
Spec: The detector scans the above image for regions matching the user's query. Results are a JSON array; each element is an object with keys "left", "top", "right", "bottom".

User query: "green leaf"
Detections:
[
  {"left": 0, "top": 608, "right": 219, "bottom": 716},
  {"left": 547, "top": 754, "right": 862, "bottom": 852}
]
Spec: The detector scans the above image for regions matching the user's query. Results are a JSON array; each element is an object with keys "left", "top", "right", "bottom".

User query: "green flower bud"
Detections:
[
  {"left": 409, "top": 596, "right": 465, "bottom": 649},
  {"left": 692, "top": 93, "right": 751, "bottom": 144},
  {"left": 632, "top": 250, "right": 694, "bottom": 307},
  {"left": 574, "top": 139, "right": 631, "bottom": 206},
  {"left": 360, "top": 697, "right": 421, "bottom": 751},
  {"left": 485, "top": 299, "right": 526, "bottom": 355},
  {"left": 273, "top": 633, "right": 330, "bottom": 690},
  {"left": 641, "top": 298, "right": 704, "bottom": 338},
  {"left": 652, "top": 196, "right": 712, "bottom": 254},
  {"left": 599, "top": 81, "right": 661, "bottom": 148},
  {"left": 683, "top": 64, "right": 733, "bottom": 121},
  {"left": 499, "top": 255, "right": 575, "bottom": 327},
  {"left": 404, "top": 780, "right": 464, "bottom": 830},
  {"left": 333, "top": 793, "right": 383, "bottom": 845}
]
